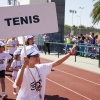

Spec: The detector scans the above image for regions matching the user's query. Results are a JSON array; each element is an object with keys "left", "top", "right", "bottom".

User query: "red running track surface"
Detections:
[{"left": 0, "top": 57, "right": 100, "bottom": 100}]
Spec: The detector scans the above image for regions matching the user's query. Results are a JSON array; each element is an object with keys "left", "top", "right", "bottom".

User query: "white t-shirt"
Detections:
[
  {"left": 11, "top": 60, "right": 22, "bottom": 79},
  {"left": 0, "top": 52, "right": 12, "bottom": 71},
  {"left": 7, "top": 39, "right": 18, "bottom": 54},
  {"left": 43, "top": 35, "right": 50, "bottom": 42},
  {"left": 15, "top": 63, "right": 52, "bottom": 100},
  {"left": 21, "top": 44, "right": 39, "bottom": 60}
]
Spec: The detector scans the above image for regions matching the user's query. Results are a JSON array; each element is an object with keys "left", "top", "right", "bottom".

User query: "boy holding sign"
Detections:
[{"left": 15, "top": 44, "right": 76, "bottom": 100}]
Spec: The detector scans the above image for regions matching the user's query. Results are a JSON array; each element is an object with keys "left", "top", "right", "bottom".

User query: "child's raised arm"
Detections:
[{"left": 52, "top": 44, "right": 77, "bottom": 68}]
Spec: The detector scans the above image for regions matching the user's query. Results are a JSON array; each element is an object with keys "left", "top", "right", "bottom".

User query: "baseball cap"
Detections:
[
  {"left": 0, "top": 41, "right": 5, "bottom": 46},
  {"left": 25, "top": 35, "right": 34, "bottom": 41},
  {"left": 27, "top": 46, "right": 40, "bottom": 56},
  {"left": 14, "top": 50, "right": 21, "bottom": 56}
]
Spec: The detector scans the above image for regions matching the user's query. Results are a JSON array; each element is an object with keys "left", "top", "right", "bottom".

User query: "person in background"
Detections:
[
  {"left": 95, "top": 35, "right": 98, "bottom": 44},
  {"left": 7, "top": 37, "right": 19, "bottom": 69},
  {"left": 91, "top": 32, "right": 95, "bottom": 44},
  {"left": 80, "top": 34, "right": 85, "bottom": 43},
  {"left": 71, "top": 36, "right": 77, "bottom": 44},
  {"left": 21, "top": 35, "right": 40, "bottom": 63},
  {"left": 43, "top": 33, "right": 50, "bottom": 54},
  {"left": 0, "top": 41, "right": 12, "bottom": 99},
  {"left": 65, "top": 34, "right": 71, "bottom": 54},
  {"left": 80, "top": 34, "right": 85, "bottom": 57},
  {"left": 76, "top": 36, "right": 81, "bottom": 55},
  {"left": 9, "top": 50, "right": 22, "bottom": 96}
]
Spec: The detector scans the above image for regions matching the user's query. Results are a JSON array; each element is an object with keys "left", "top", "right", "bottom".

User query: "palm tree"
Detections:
[{"left": 90, "top": 0, "right": 100, "bottom": 24}]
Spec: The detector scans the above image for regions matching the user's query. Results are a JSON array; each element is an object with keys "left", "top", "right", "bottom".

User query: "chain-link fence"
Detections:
[{"left": 64, "top": 28, "right": 100, "bottom": 36}]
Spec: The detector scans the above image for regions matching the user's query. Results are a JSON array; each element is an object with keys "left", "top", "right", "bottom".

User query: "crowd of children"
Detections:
[
  {"left": 0, "top": 35, "right": 39, "bottom": 99},
  {"left": 0, "top": 34, "right": 100, "bottom": 100},
  {"left": 0, "top": 35, "right": 77, "bottom": 100},
  {"left": 64, "top": 32, "right": 99, "bottom": 59}
]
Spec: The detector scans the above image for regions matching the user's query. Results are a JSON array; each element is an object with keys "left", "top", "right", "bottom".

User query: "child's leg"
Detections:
[
  {"left": 13, "top": 79, "right": 16, "bottom": 92},
  {"left": 13, "top": 78, "right": 18, "bottom": 96},
  {"left": 0, "top": 78, "right": 5, "bottom": 92},
  {"left": 0, "top": 70, "right": 8, "bottom": 98},
  {"left": 0, "top": 70, "right": 6, "bottom": 93}
]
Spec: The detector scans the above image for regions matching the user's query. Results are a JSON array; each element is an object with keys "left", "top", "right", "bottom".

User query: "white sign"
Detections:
[{"left": 0, "top": 2, "right": 58, "bottom": 38}]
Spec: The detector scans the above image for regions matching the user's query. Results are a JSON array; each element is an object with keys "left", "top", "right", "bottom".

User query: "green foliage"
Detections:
[
  {"left": 79, "top": 25, "right": 86, "bottom": 28},
  {"left": 64, "top": 25, "right": 71, "bottom": 29},
  {"left": 90, "top": 0, "right": 100, "bottom": 24}
]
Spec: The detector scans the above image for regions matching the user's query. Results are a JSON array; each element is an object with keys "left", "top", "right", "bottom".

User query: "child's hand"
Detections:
[
  {"left": 9, "top": 68, "right": 13, "bottom": 71},
  {"left": 70, "top": 44, "right": 77, "bottom": 55},
  {"left": 22, "top": 57, "right": 29, "bottom": 68}
]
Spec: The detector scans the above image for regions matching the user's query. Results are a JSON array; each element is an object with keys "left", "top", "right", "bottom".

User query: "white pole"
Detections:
[
  {"left": 18, "top": 2, "right": 32, "bottom": 100},
  {"left": 22, "top": 36, "right": 32, "bottom": 100}
]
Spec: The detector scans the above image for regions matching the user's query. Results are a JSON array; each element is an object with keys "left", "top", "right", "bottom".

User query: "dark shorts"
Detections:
[
  {"left": 8, "top": 54, "right": 13, "bottom": 63},
  {"left": 0, "top": 70, "right": 5, "bottom": 78},
  {"left": 10, "top": 54, "right": 13, "bottom": 58}
]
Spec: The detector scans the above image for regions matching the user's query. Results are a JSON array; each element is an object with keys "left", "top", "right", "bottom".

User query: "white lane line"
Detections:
[
  {"left": 53, "top": 68, "right": 100, "bottom": 86},
  {"left": 47, "top": 78, "right": 92, "bottom": 100},
  {"left": 6, "top": 74, "right": 91, "bottom": 100},
  {"left": 6, "top": 76, "right": 14, "bottom": 83}
]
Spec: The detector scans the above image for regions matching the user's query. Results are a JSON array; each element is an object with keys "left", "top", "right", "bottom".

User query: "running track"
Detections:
[{"left": 0, "top": 57, "right": 100, "bottom": 100}]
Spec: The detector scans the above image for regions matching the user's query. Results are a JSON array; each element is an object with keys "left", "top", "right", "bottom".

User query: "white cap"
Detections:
[
  {"left": 14, "top": 50, "right": 21, "bottom": 56},
  {"left": 25, "top": 35, "right": 34, "bottom": 41},
  {"left": 0, "top": 41, "right": 5, "bottom": 46},
  {"left": 21, "top": 45, "right": 40, "bottom": 59},
  {"left": 26, "top": 46, "right": 40, "bottom": 56}
]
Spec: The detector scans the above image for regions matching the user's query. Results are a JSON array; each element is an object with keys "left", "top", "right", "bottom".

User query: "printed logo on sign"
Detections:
[
  {"left": 4, "top": 15, "right": 40, "bottom": 26},
  {"left": 30, "top": 80, "right": 41, "bottom": 91}
]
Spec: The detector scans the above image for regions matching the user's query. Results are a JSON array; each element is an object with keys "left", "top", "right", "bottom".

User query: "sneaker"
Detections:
[
  {"left": 13, "top": 92, "right": 18, "bottom": 96},
  {"left": 2, "top": 93, "right": 8, "bottom": 99}
]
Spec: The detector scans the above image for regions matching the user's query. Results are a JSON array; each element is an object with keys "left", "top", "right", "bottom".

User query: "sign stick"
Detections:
[
  {"left": 18, "top": 2, "right": 32, "bottom": 100},
  {"left": 22, "top": 35, "right": 32, "bottom": 100}
]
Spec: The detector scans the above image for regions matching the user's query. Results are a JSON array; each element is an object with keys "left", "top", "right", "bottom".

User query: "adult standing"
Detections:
[
  {"left": 43, "top": 34, "right": 50, "bottom": 54},
  {"left": 65, "top": 35, "right": 71, "bottom": 54}
]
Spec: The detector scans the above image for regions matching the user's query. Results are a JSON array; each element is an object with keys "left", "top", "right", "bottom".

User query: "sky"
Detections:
[
  {"left": 0, "top": 0, "right": 100, "bottom": 29},
  {"left": 65, "top": 0, "right": 100, "bottom": 28}
]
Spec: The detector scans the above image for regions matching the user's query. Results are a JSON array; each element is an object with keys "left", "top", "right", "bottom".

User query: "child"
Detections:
[
  {"left": 21, "top": 35, "right": 40, "bottom": 63},
  {"left": 10, "top": 49, "right": 22, "bottom": 96},
  {"left": 15, "top": 44, "right": 76, "bottom": 100},
  {"left": 0, "top": 41, "right": 12, "bottom": 99},
  {"left": 7, "top": 37, "right": 19, "bottom": 68}
]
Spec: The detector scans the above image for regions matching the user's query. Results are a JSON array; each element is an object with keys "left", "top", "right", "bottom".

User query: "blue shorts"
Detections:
[{"left": 65, "top": 45, "right": 70, "bottom": 51}]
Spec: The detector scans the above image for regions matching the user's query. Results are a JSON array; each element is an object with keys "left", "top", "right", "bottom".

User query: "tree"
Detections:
[
  {"left": 64, "top": 25, "right": 71, "bottom": 29},
  {"left": 72, "top": 25, "right": 78, "bottom": 29},
  {"left": 90, "top": 0, "right": 100, "bottom": 24},
  {"left": 79, "top": 25, "right": 86, "bottom": 28}
]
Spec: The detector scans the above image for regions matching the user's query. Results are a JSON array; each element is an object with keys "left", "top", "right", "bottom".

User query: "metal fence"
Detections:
[{"left": 37, "top": 42, "right": 100, "bottom": 68}]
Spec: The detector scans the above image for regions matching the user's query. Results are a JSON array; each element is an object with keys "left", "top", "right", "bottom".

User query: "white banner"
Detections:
[{"left": 0, "top": 2, "right": 58, "bottom": 38}]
